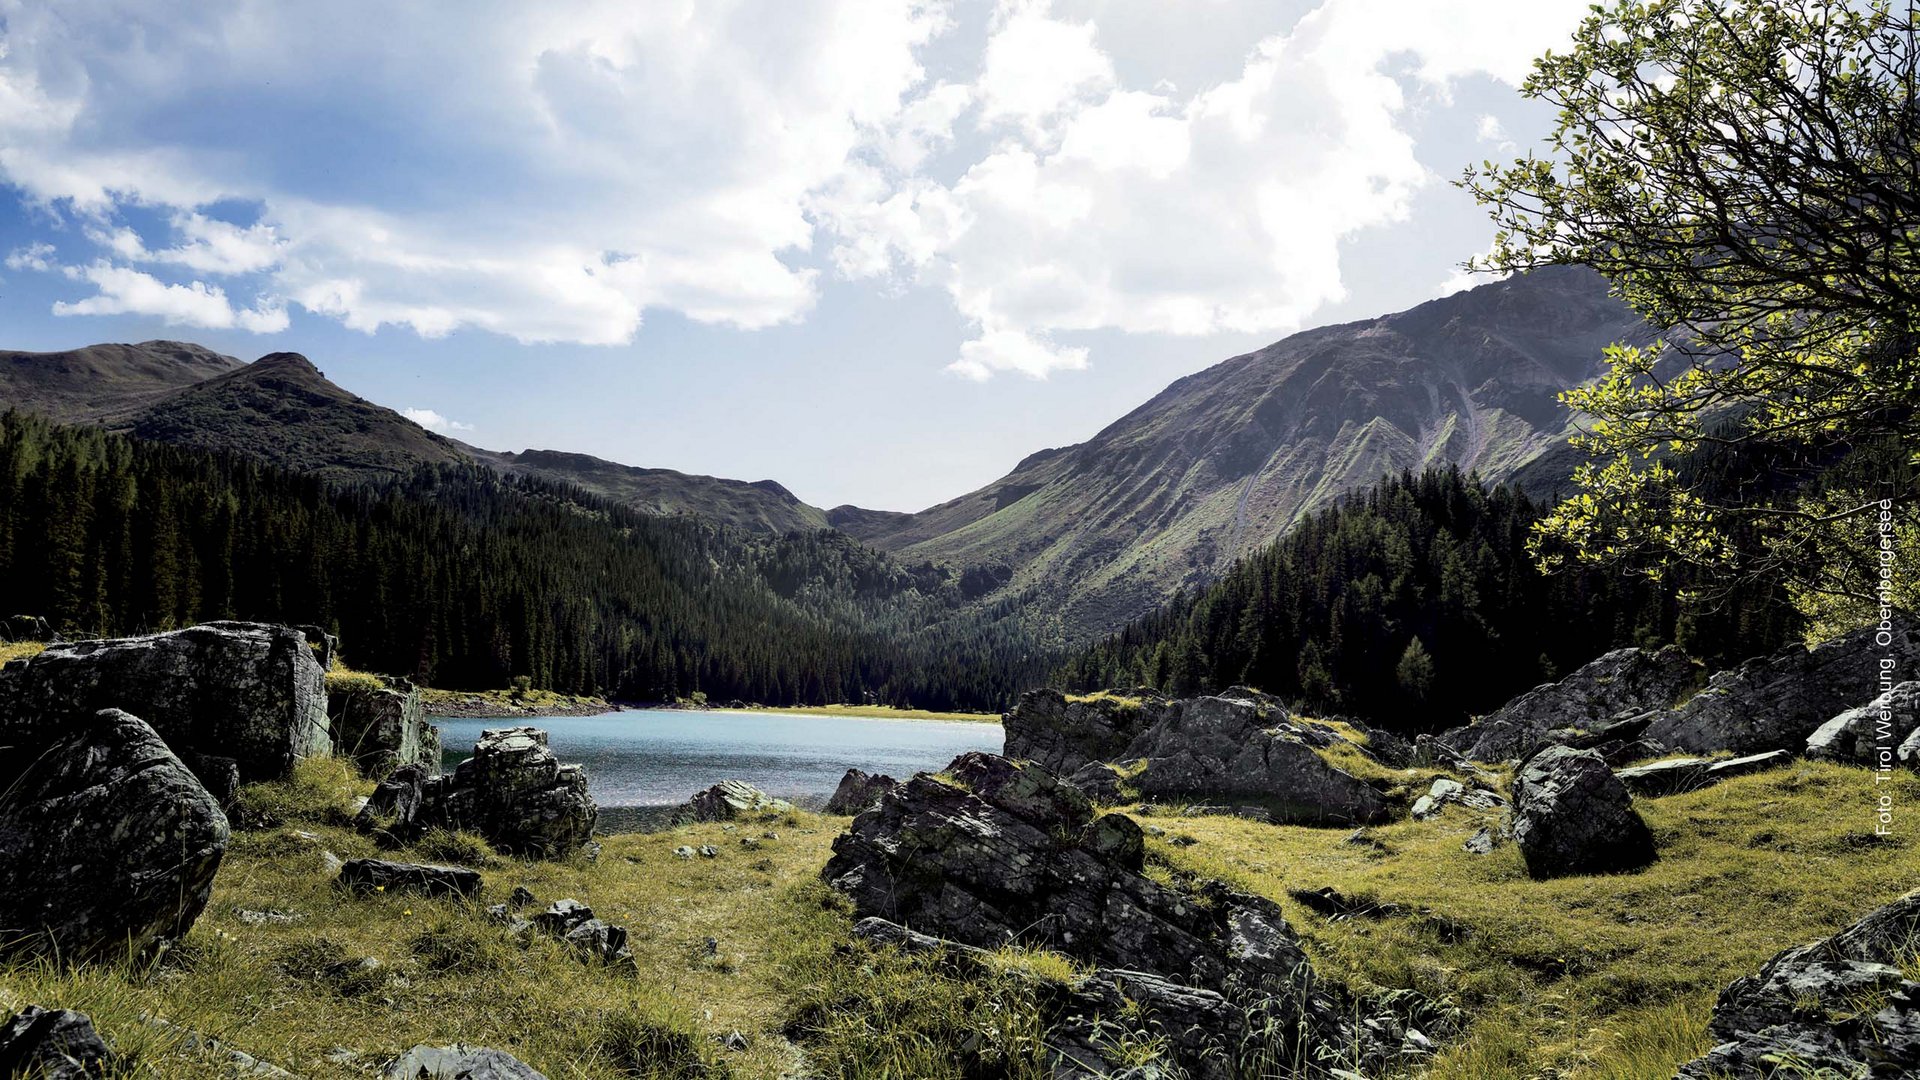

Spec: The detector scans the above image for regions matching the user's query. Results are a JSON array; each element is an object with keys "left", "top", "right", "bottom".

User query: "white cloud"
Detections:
[
  {"left": 51, "top": 263, "right": 289, "bottom": 332},
  {"left": 821, "top": 0, "right": 1592, "bottom": 378},
  {"left": 401, "top": 407, "right": 473, "bottom": 433},
  {"left": 5, "top": 241, "right": 55, "bottom": 271},
  {"left": 0, "top": 0, "right": 950, "bottom": 344}
]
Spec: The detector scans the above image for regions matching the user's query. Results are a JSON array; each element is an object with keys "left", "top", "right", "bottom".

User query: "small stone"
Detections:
[
  {"left": 384, "top": 1043, "right": 549, "bottom": 1079},
  {"left": 698, "top": 845, "right": 719, "bottom": 858},
  {"left": 1462, "top": 828, "right": 1496, "bottom": 856},
  {"left": 336, "top": 858, "right": 482, "bottom": 900},
  {"left": 673, "top": 846, "right": 696, "bottom": 859}
]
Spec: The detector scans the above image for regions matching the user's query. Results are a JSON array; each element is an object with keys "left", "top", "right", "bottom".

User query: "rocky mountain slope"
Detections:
[
  {"left": 465, "top": 446, "right": 830, "bottom": 534},
  {"left": 837, "top": 267, "right": 1653, "bottom": 643}
]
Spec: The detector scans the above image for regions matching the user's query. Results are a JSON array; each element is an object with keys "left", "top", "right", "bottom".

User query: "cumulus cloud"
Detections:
[
  {"left": 820, "top": 0, "right": 1592, "bottom": 378},
  {"left": 0, "top": 0, "right": 1589, "bottom": 374},
  {"left": 5, "top": 242, "right": 55, "bottom": 271},
  {"left": 401, "top": 407, "right": 474, "bottom": 433},
  {"left": 51, "top": 263, "right": 289, "bottom": 332}
]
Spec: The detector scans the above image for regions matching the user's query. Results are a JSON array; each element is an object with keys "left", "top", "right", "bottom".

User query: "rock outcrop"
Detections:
[
  {"left": 357, "top": 728, "right": 595, "bottom": 857},
  {"left": 0, "top": 709, "right": 229, "bottom": 962},
  {"left": 329, "top": 676, "right": 439, "bottom": 777},
  {"left": 1806, "top": 680, "right": 1920, "bottom": 768},
  {"left": 673, "top": 779, "right": 792, "bottom": 823},
  {"left": 1004, "top": 688, "right": 1394, "bottom": 825},
  {"left": 1001, "top": 688, "right": 1171, "bottom": 773},
  {"left": 337, "top": 858, "right": 482, "bottom": 900},
  {"left": 1647, "top": 620, "right": 1920, "bottom": 755},
  {"left": 824, "top": 752, "right": 1447, "bottom": 1075},
  {"left": 0, "top": 1006, "right": 114, "bottom": 1079},
  {"left": 385, "top": 1044, "right": 549, "bottom": 1080},
  {"left": 1678, "top": 890, "right": 1920, "bottom": 1078},
  {"left": 823, "top": 768, "right": 895, "bottom": 815},
  {"left": 523, "top": 898, "right": 633, "bottom": 966},
  {"left": 1614, "top": 750, "right": 1792, "bottom": 798},
  {"left": 1510, "top": 746, "right": 1654, "bottom": 878},
  {"left": 0, "top": 622, "right": 330, "bottom": 786},
  {"left": 1438, "top": 646, "right": 1696, "bottom": 762},
  {"left": 1409, "top": 777, "right": 1504, "bottom": 820}
]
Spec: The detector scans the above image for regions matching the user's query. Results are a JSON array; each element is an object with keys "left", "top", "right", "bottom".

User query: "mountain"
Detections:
[
  {"left": 840, "top": 267, "right": 1652, "bottom": 644},
  {"left": 0, "top": 340, "right": 241, "bottom": 424},
  {"left": 124, "top": 351, "right": 472, "bottom": 482},
  {"left": 467, "top": 446, "right": 831, "bottom": 534}
]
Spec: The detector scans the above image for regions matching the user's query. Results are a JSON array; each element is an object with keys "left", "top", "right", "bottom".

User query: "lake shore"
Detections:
[{"left": 696, "top": 702, "right": 1002, "bottom": 724}]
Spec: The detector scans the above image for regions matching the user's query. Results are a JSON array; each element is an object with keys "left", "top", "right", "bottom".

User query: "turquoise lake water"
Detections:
[{"left": 436, "top": 709, "right": 1003, "bottom": 808}]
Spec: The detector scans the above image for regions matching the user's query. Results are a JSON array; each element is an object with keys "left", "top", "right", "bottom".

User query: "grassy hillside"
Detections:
[
  {"left": 0, "top": 341, "right": 240, "bottom": 425},
  {"left": 5, "top": 757, "right": 1912, "bottom": 1079},
  {"left": 471, "top": 448, "right": 831, "bottom": 536}
]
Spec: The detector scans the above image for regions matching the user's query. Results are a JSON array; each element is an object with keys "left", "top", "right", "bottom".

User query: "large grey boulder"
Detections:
[
  {"left": 0, "top": 622, "right": 330, "bottom": 785},
  {"left": 1439, "top": 646, "right": 1697, "bottom": 762},
  {"left": 1806, "top": 680, "right": 1920, "bottom": 768},
  {"left": 1678, "top": 890, "right": 1920, "bottom": 1078},
  {"left": 1510, "top": 746, "right": 1654, "bottom": 878},
  {"left": 1648, "top": 620, "right": 1920, "bottom": 755},
  {"left": 385, "top": 1044, "right": 549, "bottom": 1079},
  {"left": 1120, "top": 694, "right": 1392, "bottom": 824},
  {"left": 329, "top": 676, "right": 439, "bottom": 777},
  {"left": 0, "top": 1006, "right": 114, "bottom": 1079},
  {"left": 0, "top": 709, "right": 229, "bottom": 963},
  {"left": 823, "top": 751, "right": 1442, "bottom": 1075},
  {"left": 1001, "top": 688, "right": 1172, "bottom": 774},
  {"left": 355, "top": 728, "right": 595, "bottom": 857}
]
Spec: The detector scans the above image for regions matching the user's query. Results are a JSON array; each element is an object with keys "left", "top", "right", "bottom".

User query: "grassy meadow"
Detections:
[{"left": 2, "top": 755, "right": 1915, "bottom": 1078}]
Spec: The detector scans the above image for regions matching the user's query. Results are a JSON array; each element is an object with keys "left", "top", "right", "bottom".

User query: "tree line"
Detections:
[{"left": 0, "top": 410, "right": 1045, "bottom": 710}]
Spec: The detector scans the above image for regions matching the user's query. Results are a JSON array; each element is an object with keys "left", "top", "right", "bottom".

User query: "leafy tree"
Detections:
[{"left": 1462, "top": 0, "right": 1920, "bottom": 628}]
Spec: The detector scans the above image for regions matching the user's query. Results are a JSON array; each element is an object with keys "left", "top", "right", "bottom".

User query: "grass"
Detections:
[
  {"left": 5, "top": 755, "right": 1915, "bottom": 1078},
  {"left": 1064, "top": 690, "right": 1147, "bottom": 710},
  {"left": 737, "top": 703, "right": 1002, "bottom": 724},
  {"left": 0, "top": 640, "right": 46, "bottom": 665},
  {"left": 1142, "top": 759, "right": 1920, "bottom": 1078}
]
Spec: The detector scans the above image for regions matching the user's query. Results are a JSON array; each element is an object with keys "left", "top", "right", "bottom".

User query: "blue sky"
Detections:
[{"left": 0, "top": 0, "right": 1584, "bottom": 511}]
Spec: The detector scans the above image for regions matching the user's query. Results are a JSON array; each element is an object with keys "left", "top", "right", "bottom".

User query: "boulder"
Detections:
[
  {"left": 673, "top": 779, "right": 792, "bottom": 823},
  {"left": 329, "top": 676, "right": 440, "bottom": 777},
  {"left": 0, "top": 709, "right": 228, "bottom": 962},
  {"left": 1438, "top": 646, "right": 1697, "bottom": 762},
  {"left": 528, "top": 899, "right": 632, "bottom": 966},
  {"left": 0, "top": 1006, "right": 114, "bottom": 1079},
  {"left": 0, "top": 622, "right": 330, "bottom": 786},
  {"left": 1677, "top": 890, "right": 1920, "bottom": 1078},
  {"left": 1510, "top": 746, "right": 1654, "bottom": 878},
  {"left": 356, "top": 729, "right": 595, "bottom": 857},
  {"left": 1120, "top": 695, "right": 1392, "bottom": 824},
  {"left": 1409, "top": 777, "right": 1504, "bottom": 820},
  {"left": 385, "top": 1044, "right": 549, "bottom": 1080},
  {"left": 337, "top": 858, "right": 482, "bottom": 900},
  {"left": 1064, "top": 761, "right": 1128, "bottom": 804},
  {"left": 823, "top": 768, "right": 895, "bottom": 815},
  {"left": 1648, "top": 619, "right": 1920, "bottom": 755},
  {"left": 1001, "top": 688, "right": 1172, "bottom": 774},
  {"left": 824, "top": 752, "right": 1438, "bottom": 1074},
  {"left": 1807, "top": 680, "right": 1920, "bottom": 768},
  {"left": 1615, "top": 750, "right": 1794, "bottom": 799}
]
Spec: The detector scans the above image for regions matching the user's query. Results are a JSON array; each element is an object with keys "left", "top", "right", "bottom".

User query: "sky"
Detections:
[{"left": 0, "top": 0, "right": 1590, "bottom": 512}]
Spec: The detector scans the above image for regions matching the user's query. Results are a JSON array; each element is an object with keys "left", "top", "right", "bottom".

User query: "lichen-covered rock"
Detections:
[
  {"left": 823, "top": 751, "right": 1437, "bottom": 1074},
  {"left": 359, "top": 728, "right": 594, "bottom": 857},
  {"left": 337, "top": 858, "right": 482, "bottom": 899},
  {"left": 329, "top": 677, "right": 439, "bottom": 777},
  {"left": 1438, "top": 646, "right": 1697, "bottom": 762},
  {"left": 385, "top": 1044, "right": 549, "bottom": 1080},
  {"left": 1615, "top": 750, "right": 1794, "bottom": 799},
  {"left": 1807, "top": 681, "right": 1920, "bottom": 768},
  {"left": 0, "top": 709, "right": 228, "bottom": 963},
  {"left": 1677, "top": 890, "right": 1920, "bottom": 1078},
  {"left": 1121, "top": 695, "right": 1392, "bottom": 824},
  {"left": 674, "top": 779, "right": 793, "bottom": 822},
  {"left": 824, "top": 768, "right": 896, "bottom": 815},
  {"left": 1648, "top": 620, "right": 1920, "bottom": 755},
  {"left": 0, "top": 621, "right": 330, "bottom": 786},
  {"left": 1001, "top": 688, "right": 1172, "bottom": 774},
  {"left": 1409, "top": 777, "right": 1504, "bottom": 820},
  {"left": 0, "top": 1006, "right": 114, "bottom": 1079},
  {"left": 1510, "top": 746, "right": 1654, "bottom": 878}
]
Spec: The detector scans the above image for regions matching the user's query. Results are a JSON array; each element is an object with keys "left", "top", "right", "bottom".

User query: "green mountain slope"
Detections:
[
  {"left": 0, "top": 340, "right": 240, "bottom": 424},
  {"left": 469, "top": 446, "right": 831, "bottom": 534},
  {"left": 841, "top": 267, "right": 1652, "bottom": 645}
]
